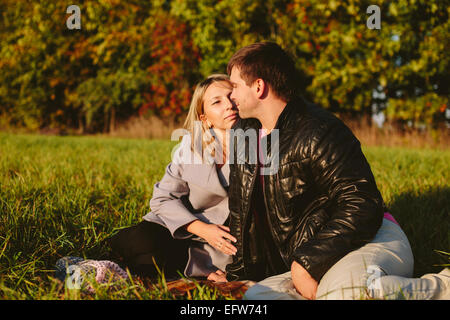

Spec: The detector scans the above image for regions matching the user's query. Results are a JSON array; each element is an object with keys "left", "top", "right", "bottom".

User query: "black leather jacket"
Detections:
[{"left": 225, "top": 97, "right": 385, "bottom": 282}]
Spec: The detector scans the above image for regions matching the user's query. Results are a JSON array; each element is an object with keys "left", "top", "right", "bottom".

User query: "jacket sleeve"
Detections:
[
  {"left": 225, "top": 161, "right": 247, "bottom": 281},
  {"left": 149, "top": 136, "right": 199, "bottom": 239},
  {"left": 225, "top": 207, "right": 247, "bottom": 281},
  {"left": 291, "top": 122, "right": 384, "bottom": 282}
]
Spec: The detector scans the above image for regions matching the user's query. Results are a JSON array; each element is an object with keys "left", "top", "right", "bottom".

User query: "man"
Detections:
[{"left": 224, "top": 42, "right": 388, "bottom": 299}]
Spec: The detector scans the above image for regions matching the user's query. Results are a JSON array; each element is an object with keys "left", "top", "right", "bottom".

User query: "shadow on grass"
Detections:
[{"left": 387, "top": 186, "right": 450, "bottom": 277}]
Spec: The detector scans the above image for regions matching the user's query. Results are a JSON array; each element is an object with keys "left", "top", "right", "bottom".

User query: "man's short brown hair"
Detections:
[{"left": 227, "top": 42, "right": 301, "bottom": 102}]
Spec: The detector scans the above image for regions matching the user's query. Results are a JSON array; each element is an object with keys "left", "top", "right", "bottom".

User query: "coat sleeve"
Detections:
[
  {"left": 149, "top": 135, "right": 199, "bottom": 239},
  {"left": 291, "top": 122, "right": 384, "bottom": 282}
]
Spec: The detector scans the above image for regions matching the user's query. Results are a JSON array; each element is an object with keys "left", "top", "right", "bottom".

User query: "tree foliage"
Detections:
[
  {"left": 172, "top": 0, "right": 449, "bottom": 127},
  {"left": 0, "top": 0, "right": 200, "bottom": 132},
  {"left": 0, "top": 0, "right": 448, "bottom": 133}
]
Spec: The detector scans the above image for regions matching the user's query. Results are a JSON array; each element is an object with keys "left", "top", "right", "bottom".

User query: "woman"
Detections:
[{"left": 107, "top": 74, "right": 239, "bottom": 282}]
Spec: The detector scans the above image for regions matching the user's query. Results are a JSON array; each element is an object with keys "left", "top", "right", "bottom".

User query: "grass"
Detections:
[{"left": 0, "top": 132, "right": 449, "bottom": 299}]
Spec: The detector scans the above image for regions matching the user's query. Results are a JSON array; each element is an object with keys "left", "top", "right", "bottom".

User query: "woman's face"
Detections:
[{"left": 201, "top": 81, "right": 239, "bottom": 130}]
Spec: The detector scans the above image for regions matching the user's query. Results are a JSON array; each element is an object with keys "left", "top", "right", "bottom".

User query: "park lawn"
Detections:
[{"left": 0, "top": 132, "right": 448, "bottom": 299}]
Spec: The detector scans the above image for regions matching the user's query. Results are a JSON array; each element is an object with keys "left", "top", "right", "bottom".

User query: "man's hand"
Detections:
[{"left": 291, "top": 261, "right": 318, "bottom": 300}]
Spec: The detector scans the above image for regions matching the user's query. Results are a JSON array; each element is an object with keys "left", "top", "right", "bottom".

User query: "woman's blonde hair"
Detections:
[{"left": 183, "top": 74, "right": 232, "bottom": 160}]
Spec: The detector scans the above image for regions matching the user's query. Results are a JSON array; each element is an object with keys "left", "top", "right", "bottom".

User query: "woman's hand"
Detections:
[
  {"left": 207, "top": 269, "right": 228, "bottom": 283},
  {"left": 185, "top": 220, "right": 237, "bottom": 255}
]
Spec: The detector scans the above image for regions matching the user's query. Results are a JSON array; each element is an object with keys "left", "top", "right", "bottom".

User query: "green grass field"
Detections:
[{"left": 0, "top": 132, "right": 449, "bottom": 299}]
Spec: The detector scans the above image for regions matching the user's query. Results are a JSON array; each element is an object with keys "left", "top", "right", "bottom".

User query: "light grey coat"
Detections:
[{"left": 143, "top": 134, "right": 232, "bottom": 277}]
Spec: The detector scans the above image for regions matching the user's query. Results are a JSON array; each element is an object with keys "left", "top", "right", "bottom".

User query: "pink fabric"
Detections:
[
  {"left": 77, "top": 260, "right": 129, "bottom": 293},
  {"left": 383, "top": 212, "right": 399, "bottom": 226},
  {"left": 258, "top": 129, "right": 266, "bottom": 185}
]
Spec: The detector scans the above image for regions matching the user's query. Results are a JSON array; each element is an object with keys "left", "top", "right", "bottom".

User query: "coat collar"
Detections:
[
  {"left": 273, "top": 96, "right": 306, "bottom": 131},
  {"left": 182, "top": 162, "right": 229, "bottom": 197},
  {"left": 176, "top": 133, "right": 229, "bottom": 197},
  {"left": 228, "top": 96, "right": 307, "bottom": 167}
]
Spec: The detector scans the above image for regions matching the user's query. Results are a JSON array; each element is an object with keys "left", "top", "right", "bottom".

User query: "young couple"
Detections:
[{"left": 107, "top": 42, "right": 449, "bottom": 300}]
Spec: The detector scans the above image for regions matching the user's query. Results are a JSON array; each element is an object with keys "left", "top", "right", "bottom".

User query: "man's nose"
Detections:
[
  {"left": 227, "top": 96, "right": 237, "bottom": 110},
  {"left": 229, "top": 92, "right": 238, "bottom": 106},
  {"left": 230, "top": 89, "right": 237, "bottom": 102}
]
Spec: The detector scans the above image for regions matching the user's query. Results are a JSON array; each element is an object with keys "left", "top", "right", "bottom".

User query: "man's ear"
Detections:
[{"left": 253, "top": 79, "right": 266, "bottom": 99}]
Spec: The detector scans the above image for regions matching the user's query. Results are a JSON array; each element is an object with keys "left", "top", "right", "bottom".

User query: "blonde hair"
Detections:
[{"left": 183, "top": 74, "right": 232, "bottom": 160}]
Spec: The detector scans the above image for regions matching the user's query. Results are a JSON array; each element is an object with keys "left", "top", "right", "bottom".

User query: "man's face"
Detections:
[{"left": 229, "top": 67, "right": 259, "bottom": 119}]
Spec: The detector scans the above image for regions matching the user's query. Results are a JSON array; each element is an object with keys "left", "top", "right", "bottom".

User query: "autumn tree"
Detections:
[{"left": 0, "top": 0, "right": 448, "bottom": 132}]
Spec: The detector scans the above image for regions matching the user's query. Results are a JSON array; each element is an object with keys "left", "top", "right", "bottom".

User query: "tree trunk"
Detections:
[
  {"left": 78, "top": 113, "right": 84, "bottom": 134},
  {"left": 110, "top": 106, "right": 115, "bottom": 133},
  {"left": 104, "top": 108, "right": 109, "bottom": 133},
  {"left": 363, "top": 94, "right": 373, "bottom": 129}
]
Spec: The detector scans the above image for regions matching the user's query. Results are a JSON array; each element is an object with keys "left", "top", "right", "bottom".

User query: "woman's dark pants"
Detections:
[{"left": 106, "top": 221, "right": 190, "bottom": 279}]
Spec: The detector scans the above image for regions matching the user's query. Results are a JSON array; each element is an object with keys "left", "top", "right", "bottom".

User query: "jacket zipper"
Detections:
[
  {"left": 259, "top": 131, "right": 289, "bottom": 267},
  {"left": 242, "top": 164, "right": 258, "bottom": 275},
  {"left": 273, "top": 174, "right": 319, "bottom": 266},
  {"left": 261, "top": 173, "right": 290, "bottom": 267}
]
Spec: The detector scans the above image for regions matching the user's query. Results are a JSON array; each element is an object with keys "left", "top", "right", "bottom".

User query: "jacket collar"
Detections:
[
  {"left": 273, "top": 96, "right": 306, "bottom": 131},
  {"left": 232, "top": 96, "right": 306, "bottom": 132}
]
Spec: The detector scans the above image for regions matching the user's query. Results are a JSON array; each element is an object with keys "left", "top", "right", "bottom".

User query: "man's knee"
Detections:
[
  {"left": 244, "top": 283, "right": 273, "bottom": 300},
  {"left": 244, "top": 272, "right": 304, "bottom": 300},
  {"left": 316, "top": 268, "right": 376, "bottom": 300},
  {"left": 316, "top": 283, "right": 368, "bottom": 300},
  {"left": 244, "top": 282, "right": 301, "bottom": 300}
]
